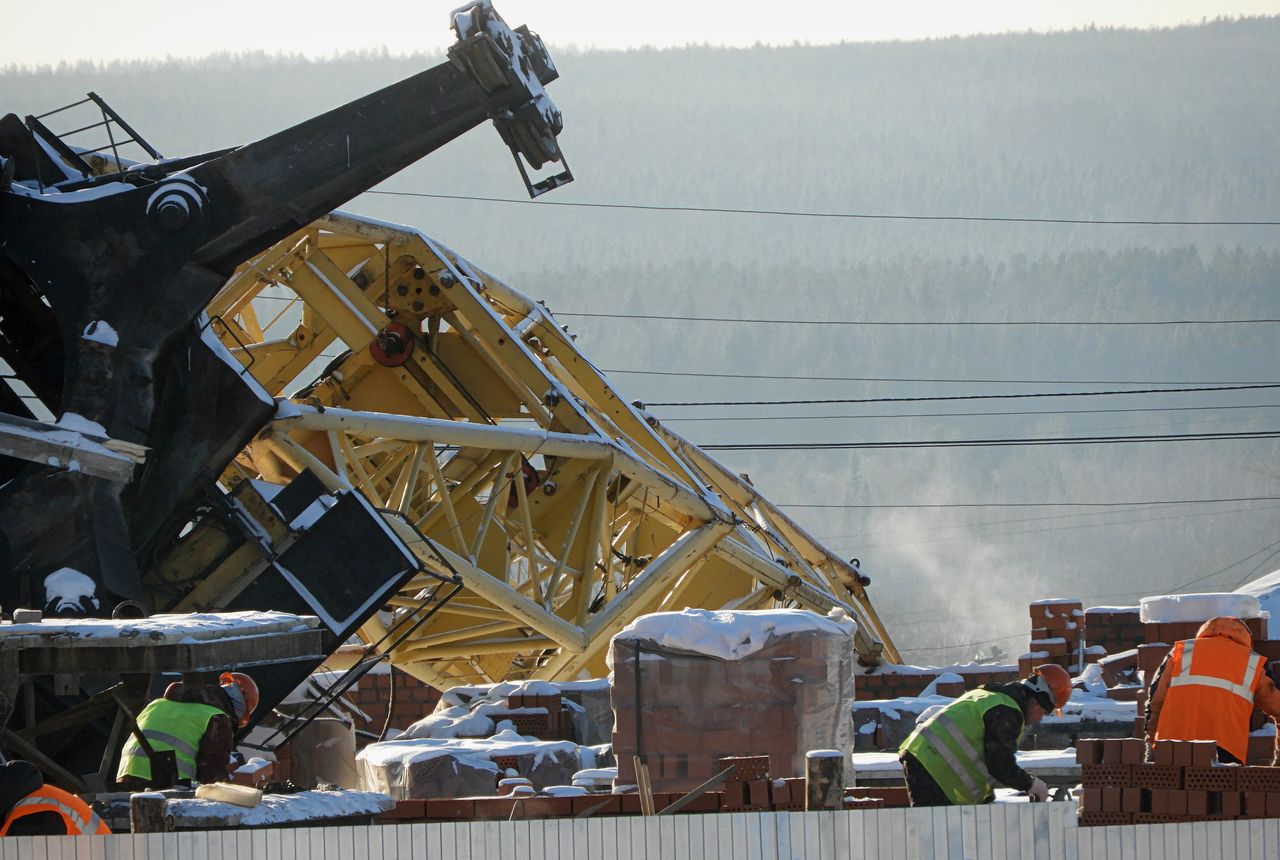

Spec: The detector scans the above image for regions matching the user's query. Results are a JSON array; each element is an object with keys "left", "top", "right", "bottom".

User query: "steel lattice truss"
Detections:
[{"left": 206, "top": 211, "right": 898, "bottom": 688}]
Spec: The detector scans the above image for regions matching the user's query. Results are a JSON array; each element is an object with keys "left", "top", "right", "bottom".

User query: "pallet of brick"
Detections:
[
  {"left": 610, "top": 607, "right": 857, "bottom": 791},
  {"left": 1079, "top": 738, "right": 1280, "bottom": 824},
  {"left": 355, "top": 732, "right": 583, "bottom": 799},
  {"left": 1083, "top": 606, "right": 1143, "bottom": 659},
  {"left": 1139, "top": 593, "right": 1268, "bottom": 644}
]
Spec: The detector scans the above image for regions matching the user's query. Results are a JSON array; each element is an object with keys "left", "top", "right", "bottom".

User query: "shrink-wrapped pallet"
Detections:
[
  {"left": 609, "top": 608, "right": 857, "bottom": 791},
  {"left": 356, "top": 730, "right": 581, "bottom": 799}
]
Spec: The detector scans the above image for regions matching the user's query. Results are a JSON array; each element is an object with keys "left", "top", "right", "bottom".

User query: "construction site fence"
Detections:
[{"left": 3, "top": 803, "right": 1277, "bottom": 859}]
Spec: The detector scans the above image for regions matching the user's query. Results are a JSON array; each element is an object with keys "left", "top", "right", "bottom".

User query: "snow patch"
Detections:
[
  {"left": 1140, "top": 593, "right": 1265, "bottom": 623},
  {"left": 81, "top": 320, "right": 119, "bottom": 347},
  {"left": 43, "top": 567, "right": 99, "bottom": 613},
  {"left": 612, "top": 608, "right": 855, "bottom": 663}
]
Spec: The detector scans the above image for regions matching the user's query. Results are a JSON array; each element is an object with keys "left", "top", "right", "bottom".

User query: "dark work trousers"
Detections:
[{"left": 900, "top": 752, "right": 954, "bottom": 807}]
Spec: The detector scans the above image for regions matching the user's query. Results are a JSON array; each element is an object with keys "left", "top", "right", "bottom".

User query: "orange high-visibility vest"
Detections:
[
  {"left": 1155, "top": 635, "right": 1266, "bottom": 763},
  {"left": 0, "top": 784, "right": 110, "bottom": 836}
]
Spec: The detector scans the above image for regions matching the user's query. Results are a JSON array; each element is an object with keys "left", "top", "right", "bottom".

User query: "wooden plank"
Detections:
[
  {"left": 638, "top": 814, "right": 658, "bottom": 860},
  {"left": 756, "top": 811, "right": 777, "bottom": 860},
  {"left": 987, "top": 803, "right": 1006, "bottom": 860},
  {"left": 832, "top": 809, "right": 851, "bottom": 860},
  {"left": 614, "top": 815, "right": 634, "bottom": 860},
  {"left": 1249, "top": 818, "right": 1264, "bottom": 860},
  {"left": 450, "top": 813, "right": 471, "bottom": 860},
  {"left": 744, "top": 810, "right": 763, "bottom": 860},
  {"left": 671, "top": 813, "right": 690, "bottom": 860},
  {"left": 772, "top": 810, "right": 790, "bottom": 860},
  {"left": 1191, "top": 820, "right": 1209, "bottom": 860}
]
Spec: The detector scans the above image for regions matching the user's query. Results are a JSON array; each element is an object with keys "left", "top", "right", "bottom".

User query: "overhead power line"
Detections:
[
  {"left": 364, "top": 190, "right": 1280, "bottom": 227},
  {"left": 775, "top": 495, "right": 1280, "bottom": 510},
  {"left": 666, "top": 403, "right": 1280, "bottom": 423},
  {"left": 570, "top": 311, "right": 1280, "bottom": 327},
  {"left": 700, "top": 429, "right": 1280, "bottom": 451},
  {"left": 648, "top": 382, "right": 1280, "bottom": 407},
  {"left": 610, "top": 368, "right": 1277, "bottom": 386}
]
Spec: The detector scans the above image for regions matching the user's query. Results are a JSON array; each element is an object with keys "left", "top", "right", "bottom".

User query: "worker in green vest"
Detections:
[
  {"left": 116, "top": 672, "right": 259, "bottom": 789},
  {"left": 899, "top": 664, "right": 1072, "bottom": 806}
]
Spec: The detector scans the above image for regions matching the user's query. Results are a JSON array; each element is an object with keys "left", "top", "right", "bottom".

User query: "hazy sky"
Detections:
[{"left": 7, "top": 1, "right": 1280, "bottom": 68}]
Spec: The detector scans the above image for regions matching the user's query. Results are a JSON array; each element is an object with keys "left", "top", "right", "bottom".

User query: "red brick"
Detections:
[
  {"left": 1238, "top": 767, "right": 1280, "bottom": 793},
  {"left": 1187, "top": 791, "right": 1208, "bottom": 817},
  {"left": 377, "top": 799, "right": 426, "bottom": 821},
  {"left": 1243, "top": 792, "right": 1268, "bottom": 819},
  {"left": 854, "top": 786, "right": 910, "bottom": 807},
  {"left": 424, "top": 798, "right": 474, "bottom": 820},
  {"left": 571, "top": 794, "right": 621, "bottom": 817},
  {"left": 1079, "top": 811, "right": 1133, "bottom": 827},
  {"left": 1076, "top": 739, "right": 1104, "bottom": 765},
  {"left": 1219, "top": 791, "right": 1242, "bottom": 819},
  {"left": 1102, "top": 739, "right": 1124, "bottom": 764},
  {"left": 1184, "top": 766, "right": 1237, "bottom": 792},
  {"left": 1101, "top": 787, "right": 1122, "bottom": 812},
  {"left": 1149, "top": 788, "right": 1169, "bottom": 814},
  {"left": 1168, "top": 790, "right": 1188, "bottom": 816},
  {"left": 1121, "top": 788, "right": 1145, "bottom": 813},
  {"left": 745, "top": 779, "right": 772, "bottom": 809},
  {"left": 1082, "top": 763, "right": 1132, "bottom": 787},
  {"left": 1153, "top": 741, "right": 1176, "bottom": 766},
  {"left": 1132, "top": 764, "right": 1182, "bottom": 790},
  {"left": 1189, "top": 741, "right": 1217, "bottom": 767},
  {"left": 1120, "top": 738, "right": 1145, "bottom": 763},
  {"left": 1267, "top": 793, "right": 1280, "bottom": 817}
]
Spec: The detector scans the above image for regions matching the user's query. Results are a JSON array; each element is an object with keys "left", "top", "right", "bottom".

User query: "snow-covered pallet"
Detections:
[{"left": 7, "top": 803, "right": 1277, "bottom": 859}]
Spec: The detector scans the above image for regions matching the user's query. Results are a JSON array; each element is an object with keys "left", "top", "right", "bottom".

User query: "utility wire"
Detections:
[
  {"left": 649, "top": 382, "right": 1280, "bottom": 407},
  {"left": 775, "top": 495, "right": 1280, "bottom": 510},
  {"left": 569, "top": 311, "right": 1280, "bottom": 327},
  {"left": 701, "top": 429, "right": 1280, "bottom": 452},
  {"left": 364, "top": 189, "right": 1280, "bottom": 227},
  {"left": 667, "top": 403, "right": 1280, "bottom": 423},
  {"left": 610, "top": 368, "right": 1278, "bottom": 386},
  {"left": 898, "top": 632, "right": 1027, "bottom": 654},
  {"left": 817, "top": 501, "right": 1280, "bottom": 544}
]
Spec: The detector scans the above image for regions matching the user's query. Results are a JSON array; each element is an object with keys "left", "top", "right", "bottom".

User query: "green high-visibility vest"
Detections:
[
  {"left": 117, "top": 698, "right": 225, "bottom": 784},
  {"left": 900, "top": 689, "right": 1023, "bottom": 805}
]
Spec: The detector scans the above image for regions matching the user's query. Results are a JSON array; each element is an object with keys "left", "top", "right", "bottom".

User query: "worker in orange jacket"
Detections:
[
  {"left": 0, "top": 759, "right": 110, "bottom": 836},
  {"left": 1146, "top": 616, "right": 1280, "bottom": 765}
]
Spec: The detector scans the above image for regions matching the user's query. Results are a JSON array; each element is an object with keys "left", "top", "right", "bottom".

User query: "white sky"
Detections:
[{"left": 7, "top": 1, "right": 1280, "bottom": 68}]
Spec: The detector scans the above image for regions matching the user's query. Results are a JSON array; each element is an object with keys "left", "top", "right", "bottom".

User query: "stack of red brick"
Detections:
[
  {"left": 1082, "top": 607, "right": 1145, "bottom": 659},
  {"left": 1077, "top": 737, "right": 1280, "bottom": 826},
  {"left": 342, "top": 667, "right": 442, "bottom": 747},
  {"left": 1019, "top": 599, "right": 1088, "bottom": 677},
  {"left": 483, "top": 691, "right": 577, "bottom": 742},
  {"left": 857, "top": 664, "right": 1020, "bottom": 702},
  {"left": 376, "top": 755, "right": 910, "bottom": 822}
]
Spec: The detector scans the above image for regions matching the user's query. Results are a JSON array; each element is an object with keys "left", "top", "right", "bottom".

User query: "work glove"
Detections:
[{"left": 1027, "top": 777, "right": 1049, "bottom": 803}]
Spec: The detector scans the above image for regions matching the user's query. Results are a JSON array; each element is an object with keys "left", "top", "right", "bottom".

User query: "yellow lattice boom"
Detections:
[{"left": 204, "top": 211, "right": 898, "bottom": 689}]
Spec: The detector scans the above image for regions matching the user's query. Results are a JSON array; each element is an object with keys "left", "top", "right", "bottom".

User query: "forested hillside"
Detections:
[{"left": 3, "top": 17, "right": 1278, "bottom": 661}]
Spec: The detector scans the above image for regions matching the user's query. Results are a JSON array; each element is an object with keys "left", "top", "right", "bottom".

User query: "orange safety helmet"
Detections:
[
  {"left": 219, "top": 672, "right": 260, "bottom": 728},
  {"left": 1026, "top": 663, "right": 1073, "bottom": 715}
]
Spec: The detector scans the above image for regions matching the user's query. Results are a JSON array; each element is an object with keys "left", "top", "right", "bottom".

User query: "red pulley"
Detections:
[{"left": 370, "top": 322, "right": 414, "bottom": 366}]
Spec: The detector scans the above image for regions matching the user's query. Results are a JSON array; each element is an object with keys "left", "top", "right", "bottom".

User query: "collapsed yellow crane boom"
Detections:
[{"left": 204, "top": 211, "right": 899, "bottom": 688}]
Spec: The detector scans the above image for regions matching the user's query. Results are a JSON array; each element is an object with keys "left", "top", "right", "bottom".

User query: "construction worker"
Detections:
[
  {"left": 116, "top": 672, "right": 259, "bottom": 789},
  {"left": 0, "top": 759, "right": 110, "bottom": 835},
  {"left": 899, "top": 664, "right": 1072, "bottom": 806},
  {"left": 1146, "top": 616, "right": 1280, "bottom": 765}
]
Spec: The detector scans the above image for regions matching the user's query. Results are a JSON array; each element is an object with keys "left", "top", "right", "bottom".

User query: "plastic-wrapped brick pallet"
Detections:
[{"left": 609, "top": 607, "right": 857, "bottom": 791}]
